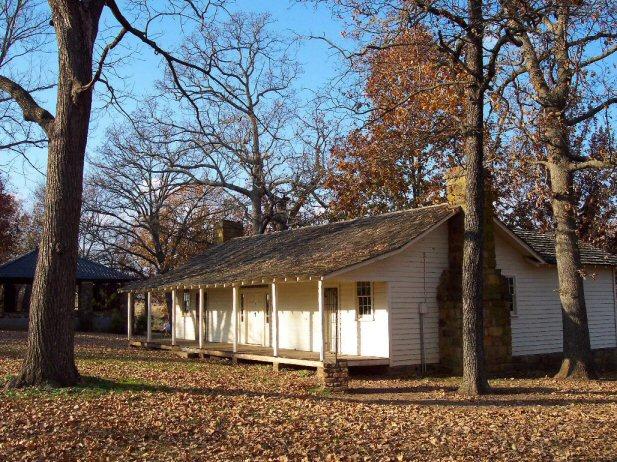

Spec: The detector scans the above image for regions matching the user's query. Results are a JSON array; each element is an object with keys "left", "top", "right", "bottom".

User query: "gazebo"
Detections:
[{"left": 0, "top": 249, "right": 134, "bottom": 329}]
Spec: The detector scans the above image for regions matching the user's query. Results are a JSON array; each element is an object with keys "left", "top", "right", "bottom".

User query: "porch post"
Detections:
[
  {"left": 318, "top": 279, "right": 325, "bottom": 362},
  {"left": 146, "top": 291, "right": 152, "bottom": 342},
  {"left": 199, "top": 288, "right": 205, "bottom": 349},
  {"left": 232, "top": 285, "right": 239, "bottom": 353},
  {"left": 271, "top": 282, "right": 279, "bottom": 357},
  {"left": 127, "top": 292, "right": 133, "bottom": 341},
  {"left": 171, "top": 289, "right": 176, "bottom": 346}
]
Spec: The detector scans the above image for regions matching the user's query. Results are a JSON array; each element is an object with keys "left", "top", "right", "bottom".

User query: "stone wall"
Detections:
[
  {"left": 437, "top": 168, "right": 512, "bottom": 373},
  {"left": 511, "top": 348, "right": 617, "bottom": 373},
  {"left": 317, "top": 360, "right": 349, "bottom": 392}
]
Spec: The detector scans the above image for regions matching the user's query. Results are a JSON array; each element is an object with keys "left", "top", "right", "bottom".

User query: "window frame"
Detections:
[
  {"left": 504, "top": 275, "right": 518, "bottom": 316},
  {"left": 355, "top": 281, "right": 374, "bottom": 321}
]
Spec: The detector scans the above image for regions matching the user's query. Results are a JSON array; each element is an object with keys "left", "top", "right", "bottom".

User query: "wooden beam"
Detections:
[
  {"left": 127, "top": 292, "right": 133, "bottom": 341},
  {"left": 232, "top": 286, "right": 239, "bottom": 353},
  {"left": 171, "top": 289, "right": 176, "bottom": 346},
  {"left": 317, "top": 280, "right": 325, "bottom": 362},
  {"left": 271, "top": 282, "right": 279, "bottom": 357},
  {"left": 198, "top": 288, "right": 205, "bottom": 349},
  {"left": 146, "top": 292, "right": 152, "bottom": 342}
]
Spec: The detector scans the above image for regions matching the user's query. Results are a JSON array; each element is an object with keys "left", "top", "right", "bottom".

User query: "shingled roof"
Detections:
[
  {"left": 0, "top": 250, "right": 135, "bottom": 283},
  {"left": 513, "top": 230, "right": 617, "bottom": 266},
  {"left": 125, "top": 203, "right": 459, "bottom": 291}
]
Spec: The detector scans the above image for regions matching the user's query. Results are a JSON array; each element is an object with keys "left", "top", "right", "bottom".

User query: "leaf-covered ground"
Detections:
[{"left": 1, "top": 331, "right": 616, "bottom": 461}]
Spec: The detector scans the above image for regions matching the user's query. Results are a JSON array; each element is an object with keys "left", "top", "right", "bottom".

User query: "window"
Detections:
[
  {"left": 356, "top": 281, "right": 373, "bottom": 318},
  {"left": 240, "top": 293, "right": 245, "bottom": 322},
  {"left": 504, "top": 276, "right": 517, "bottom": 315},
  {"left": 182, "top": 292, "right": 191, "bottom": 314}
]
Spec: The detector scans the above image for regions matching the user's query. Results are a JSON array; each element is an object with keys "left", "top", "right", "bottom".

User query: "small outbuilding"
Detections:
[
  {"left": 0, "top": 249, "right": 134, "bottom": 330},
  {"left": 123, "top": 172, "right": 617, "bottom": 381}
]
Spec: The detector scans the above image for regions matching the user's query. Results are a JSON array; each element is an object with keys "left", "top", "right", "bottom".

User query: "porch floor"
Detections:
[{"left": 129, "top": 336, "right": 389, "bottom": 368}]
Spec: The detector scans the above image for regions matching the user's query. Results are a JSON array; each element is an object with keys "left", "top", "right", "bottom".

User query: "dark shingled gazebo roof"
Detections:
[
  {"left": 125, "top": 203, "right": 459, "bottom": 291},
  {"left": 0, "top": 250, "right": 135, "bottom": 284},
  {"left": 513, "top": 230, "right": 617, "bottom": 266}
]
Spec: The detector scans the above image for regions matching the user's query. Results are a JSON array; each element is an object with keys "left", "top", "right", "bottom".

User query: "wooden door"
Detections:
[{"left": 242, "top": 291, "right": 265, "bottom": 345}]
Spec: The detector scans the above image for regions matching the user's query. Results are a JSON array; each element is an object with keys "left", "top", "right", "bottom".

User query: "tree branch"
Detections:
[
  {"left": 0, "top": 75, "right": 54, "bottom": 135},
  {"left": 566, "top": 97, "right": 617, "bottom": 126}
]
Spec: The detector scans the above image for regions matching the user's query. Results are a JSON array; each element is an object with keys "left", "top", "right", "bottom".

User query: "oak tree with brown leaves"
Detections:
[
  {"left": 326, "top": 27, "right": 463, "bottom": 219},
  {"left": 0, "top": 175, "right": 22, "bottom": 263}
]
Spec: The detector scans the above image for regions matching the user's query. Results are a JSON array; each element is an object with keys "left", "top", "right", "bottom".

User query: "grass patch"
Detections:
[{"left": 0, "top": 375, "right": 163, "bottom": 400}]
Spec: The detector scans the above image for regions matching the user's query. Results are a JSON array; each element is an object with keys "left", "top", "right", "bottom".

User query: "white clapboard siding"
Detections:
[
  {"left": 206, "top": 288, "right": 233, "bottom": 343},
  {"left": 584, "top": 268, "right": 617, "bottom": 349},
  {"left": 495, "top": 232, "right": 617, "bottom": 356},
  {"left": 335, "top": 281, "right": 388, "bottom": 357},
  {"left": 338, "top": 222, "right": 449, "bottom": 366},
  {"left": 277, "top": 282, "right": 319, "bottom": 351}
]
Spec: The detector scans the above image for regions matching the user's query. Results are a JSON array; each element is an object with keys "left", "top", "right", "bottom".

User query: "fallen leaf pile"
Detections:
[{"left": 1, "top": 330, "right": 616, "bottom": 461}]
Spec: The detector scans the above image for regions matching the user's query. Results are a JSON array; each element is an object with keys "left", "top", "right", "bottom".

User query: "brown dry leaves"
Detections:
[{"left": 1, "top": 330, "right": 617, "bottom": 461}]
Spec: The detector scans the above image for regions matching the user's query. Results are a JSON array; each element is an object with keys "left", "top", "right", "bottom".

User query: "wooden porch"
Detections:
[{"left": 129, "top": 337, "right": 389, "bottom": 368}]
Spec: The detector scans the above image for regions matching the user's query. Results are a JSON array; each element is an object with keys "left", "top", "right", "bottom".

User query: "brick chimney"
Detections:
[
  {"left": 437, "top": 167, "right": 512, "bottom": 373},
  {"left": 215, "top": 220, "right": 244, "bottom": 243}
]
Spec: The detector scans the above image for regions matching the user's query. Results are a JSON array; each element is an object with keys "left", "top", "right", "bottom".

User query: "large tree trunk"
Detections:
[
  {"left": 547, "top": 150, "right": 596, "bottom": 379},
  {"left": 458, "top": 0, "right": 490, "bottom": 396},
  {"left": 251, "top": 190, "right": 264, "bottom": 234},
  {"left": 9, "top": 2, "right": 102, "bottom": 388},
  {"left": 542, "top": 111, "right": 596, "bottom": 380}
]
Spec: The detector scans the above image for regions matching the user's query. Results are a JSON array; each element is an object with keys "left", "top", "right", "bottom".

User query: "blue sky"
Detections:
[{"left": 5, "top": 0, "right": 347, "bottom": 206}]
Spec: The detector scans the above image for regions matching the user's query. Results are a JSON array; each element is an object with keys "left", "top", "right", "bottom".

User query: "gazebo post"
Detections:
[
  {"left": 127, "top": 292, "right": 133, "bottom": 341},
  {"left": 146, "top": 291, "right": 152, "bottom": 342}
]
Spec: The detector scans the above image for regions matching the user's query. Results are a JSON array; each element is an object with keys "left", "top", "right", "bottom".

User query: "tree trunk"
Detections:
[
  {"left": 9, "top": 2, "right": 103, "bottom": 388},
  {"left": 251, "top": 190, "right": 264, "bottom": 234},
  {"left": 548, "top": 159, "right": 596, "bottom": 379},
  {"left": 458, "top": 0, "right": 490, "bottom": 396}
]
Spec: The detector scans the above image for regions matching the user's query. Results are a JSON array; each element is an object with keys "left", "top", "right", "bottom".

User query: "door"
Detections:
[
  {"left": 241, "top": 290, "right": 266, "bottom": 345},
  {"left": 324, "top": 287, "right": 338, "bottom": 353}
]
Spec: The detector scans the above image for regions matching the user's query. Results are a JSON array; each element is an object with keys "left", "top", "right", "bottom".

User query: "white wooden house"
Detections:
[{"left": 123, "top": 198, "right": 617, "bottom": 372}]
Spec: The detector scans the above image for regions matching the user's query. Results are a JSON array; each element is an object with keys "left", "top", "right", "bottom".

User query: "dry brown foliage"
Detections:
[{"left": 1, "top": 331, "right": 616, "bottom": 461}]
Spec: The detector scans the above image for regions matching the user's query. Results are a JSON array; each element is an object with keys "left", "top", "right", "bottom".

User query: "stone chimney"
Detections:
[
  {"left": 437, "top": 167, "right": 512, "bottom": 373},
  {"left": 215, "top": 220, "right": 244, "bottom": 243}
]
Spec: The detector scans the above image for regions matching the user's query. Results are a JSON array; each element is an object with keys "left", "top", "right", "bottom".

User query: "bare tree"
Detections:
[
  {"left": 0, "top": 0, "right": 221, "bottom": 388},
  {"left": 82, "top": 114, "right": 224, "bottom": 319},
  {"left": 86, "top": 116, "right": 222, "bottom": 277},
  {"left": 498, "top": 0, "right": 617, "bottom": 379},
  {"left": 0, "top": 0, "right": 49, "bottom": 173},
  {"left": 153, "top": 12, "right": 331, "bottom": 234}
]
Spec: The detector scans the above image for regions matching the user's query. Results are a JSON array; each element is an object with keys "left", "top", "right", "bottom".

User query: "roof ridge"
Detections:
[{"left": 228, "top": 202, "right": 455, "bottom": 242}]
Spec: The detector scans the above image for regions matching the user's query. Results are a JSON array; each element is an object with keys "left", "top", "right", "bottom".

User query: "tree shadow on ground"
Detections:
[{"left": 12, "top": 375, "right": 611, "bottom": 408}]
